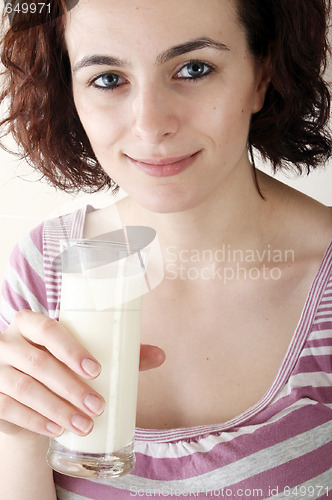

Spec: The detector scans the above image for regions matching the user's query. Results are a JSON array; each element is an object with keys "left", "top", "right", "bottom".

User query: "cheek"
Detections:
[
  {"left": 74, "top": 93, "right": 123, "bottom": 152},
  {"left": 200, "top": 77, "right": 256, "bottom": 132},
  {"left": 202, "top": 96, "right": 252, "bottom": 151}
]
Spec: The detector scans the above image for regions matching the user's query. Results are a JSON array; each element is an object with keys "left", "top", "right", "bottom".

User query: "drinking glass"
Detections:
[{"left": 47, "top": 229, "right": 155, "bottom": 479}]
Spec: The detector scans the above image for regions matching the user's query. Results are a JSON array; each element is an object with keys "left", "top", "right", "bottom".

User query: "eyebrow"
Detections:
[
  {"left": 73, "top": 55, "right": 128, "bottom": 73},
  {"left": 156, "top": 37, "right": 230, "bottom": 64},
  {"left": 72, "top": 37, "right": 230, "bottom": 73}
]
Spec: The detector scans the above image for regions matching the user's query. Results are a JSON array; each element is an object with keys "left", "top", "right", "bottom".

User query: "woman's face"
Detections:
[{"left": 65, "top": 0, "right": 269, "bottom": 213}]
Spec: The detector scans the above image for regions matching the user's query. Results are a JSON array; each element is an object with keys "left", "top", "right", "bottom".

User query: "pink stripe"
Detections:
[
  {"left": 2, "top": 280, "right": 32, "bottom": 311},
  {"left": 29, "top": 221, "right": 44, "bottom": 254},
  {"left": 306, "top": 338, "right": 332, "bottom": 348},
  {"left": 312, "top": 321, "right": 332, "bottom": 330},
  {"left": 55, "top": 473, "right": 121, "bottom": 500},
  {"left": 293, "top": 355, "right": 332, "bottom": 374},
  {"left": 311, "top": 320, "right": 332, "bottom": 329}
]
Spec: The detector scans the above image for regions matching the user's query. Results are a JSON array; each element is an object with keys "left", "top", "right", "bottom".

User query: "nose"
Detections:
[{"left": 131, "top": 82, "right": 180, "bottom": 144}]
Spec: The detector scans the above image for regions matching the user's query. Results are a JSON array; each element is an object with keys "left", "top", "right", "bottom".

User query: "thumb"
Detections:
[{"left": 139, "top": 344, "right": 165, "bottom": 371}]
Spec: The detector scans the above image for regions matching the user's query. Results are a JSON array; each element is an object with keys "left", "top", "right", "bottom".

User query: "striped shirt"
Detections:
[{"left": 0, "top": 206, "right": 331, "bottom": 499}]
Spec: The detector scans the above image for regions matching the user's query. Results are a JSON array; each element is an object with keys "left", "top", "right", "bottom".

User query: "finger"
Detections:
[
  {"left": 0, "top": 336, "right": 105, "bottom": 418},
  {"left": 0, "top": 366, "right": 95, "bottom": 436},
  {"left": 0, "top": 393, "right": 64, "bottom": 437},
  {"left": 139, "top": 344, "right": 165, "bottom": 371},
  {"left": 12, "top": 310, "right": 101, "bottom": 379}
]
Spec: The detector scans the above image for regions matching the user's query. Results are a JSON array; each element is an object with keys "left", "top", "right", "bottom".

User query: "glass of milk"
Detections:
[{"left": 47, "top": 231, "right": 155, "bottom": 480}]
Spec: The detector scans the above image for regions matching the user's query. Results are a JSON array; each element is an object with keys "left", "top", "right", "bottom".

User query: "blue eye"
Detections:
[
  {"left": 91, "top": 73, "right": 125, "bottom": 90},
  {"left": 177, "top": 61, "right": 214, "bottom": 80}
]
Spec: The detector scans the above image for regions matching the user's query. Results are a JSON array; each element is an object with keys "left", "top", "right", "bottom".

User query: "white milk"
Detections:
[{"left": 56, "top": 272, "right": 142, "bottom": 454}]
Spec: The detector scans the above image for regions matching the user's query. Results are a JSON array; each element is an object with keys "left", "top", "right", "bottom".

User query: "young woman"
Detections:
[{"left": 0, "top": 0, "right": 331, "bottom": 498}]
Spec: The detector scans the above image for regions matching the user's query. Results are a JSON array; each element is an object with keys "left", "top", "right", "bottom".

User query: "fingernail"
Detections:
[
  {"left": 81, "top": 358, "right": 101, "bottom": 378},
  {"left": 46, "top": 421, "right": 64, "bottom": 436},
  {"left": 84, "top": 393, "right": 105, "bottom": 416},
  {"left": 71, "top": 414, "right": 93, "bottom": 434}
]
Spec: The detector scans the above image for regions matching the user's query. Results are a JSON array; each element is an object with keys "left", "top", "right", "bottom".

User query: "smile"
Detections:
[{"left": 125, "top": 152, "right": 201, "bottom": 177}]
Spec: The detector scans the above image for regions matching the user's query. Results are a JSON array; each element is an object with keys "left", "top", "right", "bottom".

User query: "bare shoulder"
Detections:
[{"left": 259, "top": 171, "right": 332, "bottom": 260}]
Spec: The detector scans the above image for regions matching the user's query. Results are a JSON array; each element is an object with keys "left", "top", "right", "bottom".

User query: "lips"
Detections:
[{"left": 125, "top": 151, "right": 201, "bottom": 177}]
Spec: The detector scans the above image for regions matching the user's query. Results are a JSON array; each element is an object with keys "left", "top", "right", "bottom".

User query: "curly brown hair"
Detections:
[
  {"left": 238, "top": 0, "right": 332, "bottom": 175},
  {"left": 0, "top": 0, "right": 331, "bottom": 193}
]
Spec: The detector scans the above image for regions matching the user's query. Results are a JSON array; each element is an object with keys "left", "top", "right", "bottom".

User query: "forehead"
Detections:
[{"left": 64, "top": 0, "right": 243, "bottom": 57}]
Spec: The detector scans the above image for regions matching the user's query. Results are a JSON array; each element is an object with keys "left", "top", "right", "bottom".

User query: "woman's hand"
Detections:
[{"left": 0, "top": 310, "right": 165, "bottom": 439}]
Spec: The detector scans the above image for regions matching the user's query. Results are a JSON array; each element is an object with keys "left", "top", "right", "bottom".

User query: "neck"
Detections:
[{"left": 121, "top": 168, "right": 272, "bottom": 255}]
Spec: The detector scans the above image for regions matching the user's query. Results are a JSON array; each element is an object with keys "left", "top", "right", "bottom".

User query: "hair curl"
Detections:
[
  {"left": 0, "top": 0, "right": 331, "bottom": 193},
  {"left": 238, "top": 0, "right": 332, "bottom": 174}
]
